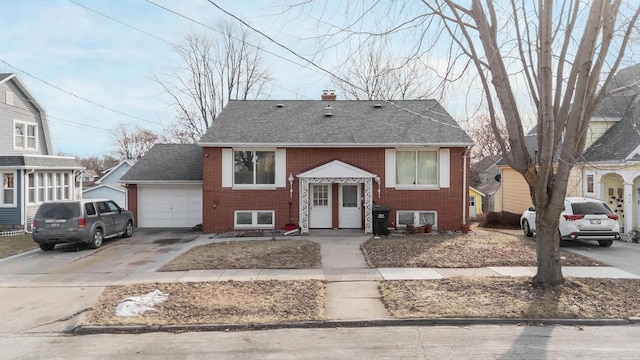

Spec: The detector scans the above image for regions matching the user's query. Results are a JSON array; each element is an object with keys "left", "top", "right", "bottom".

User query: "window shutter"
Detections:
[
  {"left": 275, "top": 149, "right": 286, "bottom": 187},
  {"left": 439, "top": 148, "right": 450, "bottom": 188},
  {"left": 222, "top": 149, "right": 233, "bottom": 187},
  {"left": 385, "top": 149, "right": 395, "bottom": 188},
  {"left": 5, "top": 91, "right": 13, "bottom": 105}
]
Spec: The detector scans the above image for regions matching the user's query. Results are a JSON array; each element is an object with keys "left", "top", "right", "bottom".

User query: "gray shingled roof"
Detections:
[
  {"left": 199, "top": 100, "right": 472, "bottom": 147},
  {"left": 583, "top": 96, "right": 640, "bottom": 162},
  {"left": 0, "top": 73, "right": 12, "bottom": 82},
  {"left": 120, "top": 144, "right": 202, "bottom": 182},
  {"left": 0, "top": 155, "right": 82, "bottom": 168}
]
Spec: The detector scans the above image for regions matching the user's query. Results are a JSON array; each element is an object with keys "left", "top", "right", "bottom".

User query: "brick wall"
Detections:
[
  {"left": 126, "top": 184, "right": 138, "bottom": 226},
  {"left": 202, "top": 147, "right": 469, "bottom": 233}
]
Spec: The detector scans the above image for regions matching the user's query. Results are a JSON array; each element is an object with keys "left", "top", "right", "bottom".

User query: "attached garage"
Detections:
[
  {"left": 120, "top": 144, "right": 204, "bottom": 229},
  {"left": 138, "top": 184, "right": 202, "bottom": 228}
]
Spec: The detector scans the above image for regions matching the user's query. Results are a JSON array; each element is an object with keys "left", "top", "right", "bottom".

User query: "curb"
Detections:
[{"left": 71, "top": 317, "right": 637, "bottom": 335}]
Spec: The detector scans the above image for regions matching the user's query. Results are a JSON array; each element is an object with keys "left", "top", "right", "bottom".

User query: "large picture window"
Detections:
[
  {"left": 396, "top": 150, "right": 438, "bottom": 186},
  {"left": 234, "top": 150, "right": 275, "bottom": 186},
  {"left": 14, "top": 121, "right": 38, "bottom": 150}
]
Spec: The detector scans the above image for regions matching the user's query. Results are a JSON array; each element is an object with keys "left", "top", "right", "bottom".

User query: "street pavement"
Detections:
[{"left": 0, "top": 228, "right": 639, "bottom": 335}]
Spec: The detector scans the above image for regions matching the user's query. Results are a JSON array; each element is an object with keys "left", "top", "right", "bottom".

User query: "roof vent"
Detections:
[
  {"left": 276, "top": 103, "right": 284, "bottom": 108},
  {"left": 324, "top": 105, "right": 333, "bottom": 116},
  {"left": 374, "top": 103, "right": 382, "bottom": 108}
]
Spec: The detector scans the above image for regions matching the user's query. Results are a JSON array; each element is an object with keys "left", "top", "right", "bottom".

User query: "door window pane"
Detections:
[
  {"left": 342, "top": 185, "right": 358, "bottom": 208},
  {"left": 313, "top": 185, "right": 329, "bottom": 206}
]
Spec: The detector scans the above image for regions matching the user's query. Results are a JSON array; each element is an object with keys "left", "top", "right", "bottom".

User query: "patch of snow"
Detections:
[{"left": 115, "top": 290, "right": 169, "bottom": 317}]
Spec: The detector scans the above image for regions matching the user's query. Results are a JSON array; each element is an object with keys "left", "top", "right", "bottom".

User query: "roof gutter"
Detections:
[{"left": 196, "top": 142, "right": 475, "bottom": 148}]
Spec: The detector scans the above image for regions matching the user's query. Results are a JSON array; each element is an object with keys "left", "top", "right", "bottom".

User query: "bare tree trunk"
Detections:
[{"left": 533, "top": 206, "right": 564, "bottom": 287}]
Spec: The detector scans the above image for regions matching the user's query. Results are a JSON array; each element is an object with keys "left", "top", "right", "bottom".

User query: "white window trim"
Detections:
[
  {"left": 396, "top": 210, "right": 438, "bottom": 229},
  {"left": 13, "top": 120, "right": 38, "bottom": 151},
  {"left": 231, "top": 148, "right": 278, "bottom": 190},
  {"left": 586, "top": 173, "right": 595, "bottom": 194},
  {"left": 393, "top": 148, "right": 440, "bottom": 190},
  {"left": 234, "top": 210, "right": 275, "bottom": 229},
  {"left": 1, "top": 171, "right": 17, "bottom": 207}
]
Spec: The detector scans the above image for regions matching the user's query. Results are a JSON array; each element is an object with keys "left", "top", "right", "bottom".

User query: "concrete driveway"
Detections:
[
  {"left": 562, "top": 239, "right": 640, "bottom": 276},
  {"left": 0, "top": 228, "right": 206, "bottom": 334},
  {"left": 497, "top": 228, "right": 640, "bottom": 276}
]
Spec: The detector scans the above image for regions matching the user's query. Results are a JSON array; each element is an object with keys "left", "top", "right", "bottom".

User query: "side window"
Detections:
[
  {"left": 85, "top": 203, "right": 97, "bottom": 216},
  {"left": 107, "top": 201, "right": 120, "bottom": 212},
  {"left": 96, "top": 201, "right": 110, "bottom": 214}
]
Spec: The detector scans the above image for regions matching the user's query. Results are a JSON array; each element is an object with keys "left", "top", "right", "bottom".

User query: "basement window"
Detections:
[{"left": 234, "top": 210, "right": 275, "bottom": 229}]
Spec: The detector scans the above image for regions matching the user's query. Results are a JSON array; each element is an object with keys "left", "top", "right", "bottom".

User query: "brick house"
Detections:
[{"left": 123, "top": 94, "right": 473, "bottom": 234}]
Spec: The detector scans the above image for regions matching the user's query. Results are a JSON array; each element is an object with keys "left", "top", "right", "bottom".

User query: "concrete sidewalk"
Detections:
[{"left": 2, "top": 230, "right": 640, "bottom": 329}]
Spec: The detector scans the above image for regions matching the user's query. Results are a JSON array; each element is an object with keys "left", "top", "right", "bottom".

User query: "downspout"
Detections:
[{"left": 462, "top": 146, "right": 471, "bottom": 227}]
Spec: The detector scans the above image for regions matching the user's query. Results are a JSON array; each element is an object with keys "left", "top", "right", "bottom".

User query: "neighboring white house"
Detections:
[{"left": 82, "top": 160, "right": 135, "bottom": 208}]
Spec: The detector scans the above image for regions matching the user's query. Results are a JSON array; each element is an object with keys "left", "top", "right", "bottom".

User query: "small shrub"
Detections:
[{"left": 478, "top": 211, "right": 521, "bottom": 229}]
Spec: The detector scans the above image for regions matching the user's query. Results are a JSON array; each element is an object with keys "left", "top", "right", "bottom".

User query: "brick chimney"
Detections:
[{"left": 321, "top": 89, "right": 336, "bottom": 101}]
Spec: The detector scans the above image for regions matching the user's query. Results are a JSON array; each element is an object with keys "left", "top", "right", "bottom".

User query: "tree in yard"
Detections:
[
  {"left": 76, "top": 155, "right": 120, "bottom": 172},
  {"left": 464, "top": 114, "right": 510, "bottom": 162},
  {"left": 333, "top": 37, "right": 438, "bottom": 100},
  {"left": 111, "top": 123, "right": 158, "bottom": 160},
  {"left": 294, "top": 0, "right": 640, "bottom": 287},
  {"left": 156, "top": 20, "right": 272, "bottom": 143}
]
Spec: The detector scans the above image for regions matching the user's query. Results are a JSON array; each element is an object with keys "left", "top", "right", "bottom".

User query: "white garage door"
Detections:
[{"left": 138, "top": 185, "right": 202, "bottom": 228}]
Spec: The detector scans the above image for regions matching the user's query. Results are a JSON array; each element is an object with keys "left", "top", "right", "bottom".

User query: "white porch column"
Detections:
[
  {"left": 364, "top": 178, "right": 373, "bottom": 234},
  {"left": 624, "top": 182, "right": 633, "bottom": 233},
  {"left": 299, "top": 177, "right": 310, "bottom": 234}
]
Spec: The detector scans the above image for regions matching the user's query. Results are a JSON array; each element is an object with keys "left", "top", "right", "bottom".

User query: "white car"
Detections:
[{"left": 520, "top": 197, "right": 620, "bottom": 247}]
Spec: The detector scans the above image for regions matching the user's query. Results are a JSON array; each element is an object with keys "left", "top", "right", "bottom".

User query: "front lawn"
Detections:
[
  {"left": 362, "top": 230, "right": 603, "bottom": 268},
  {"left": 0, "top": 234, "right": 38, "bottom": 259},
  {"left": 159, "top": 239, "right": 321, "bottom": 271}
]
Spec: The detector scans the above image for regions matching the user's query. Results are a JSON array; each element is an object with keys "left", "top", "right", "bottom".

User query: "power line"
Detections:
[
  {"left": 203, "top": 0, "right": 462, "bottom": 130},
  {"left": 0, "top": 60, "right": 164, "bottom": 126},
  {"left": 69, "top": 0, "right": 312, "bottom": 100}
]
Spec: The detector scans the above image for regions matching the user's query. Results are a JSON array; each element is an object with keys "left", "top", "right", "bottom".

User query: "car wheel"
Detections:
[
  {"left": 123, "top": 220, "right": 134, "bottom": 238},
  {"left": 598, "top": 240, "right": 613, "bottom": 247},
  {"left": 39, "top": 243, "right": 55, "bottom": 251},
  {"left": 522, "top": 219, "right": 533, "bottom": 237},
  {"left": 89, "top": 228, "right": 104, "bottom": 249}
]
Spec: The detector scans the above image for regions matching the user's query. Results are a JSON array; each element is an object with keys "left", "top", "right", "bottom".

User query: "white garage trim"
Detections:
[{"left": 138, "top": 184, "right": 202, "bottom": 228}]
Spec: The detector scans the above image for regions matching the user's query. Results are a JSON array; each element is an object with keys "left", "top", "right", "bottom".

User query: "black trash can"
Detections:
[{"left": 372, "top": 204, "right": 390, "bottom": 236}]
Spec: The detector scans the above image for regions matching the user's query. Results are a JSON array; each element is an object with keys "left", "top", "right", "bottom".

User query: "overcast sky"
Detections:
[{"left": 2, "top": 0, "right": 345, "bottom": 157}]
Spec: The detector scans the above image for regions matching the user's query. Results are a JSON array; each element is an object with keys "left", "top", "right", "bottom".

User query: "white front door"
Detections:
[
  {"left": 309, "top": 184, "right": 332, "bottom": 228},
  {"left": 339, "top": 184, "right": 361, "bottom": 228},
  {"left": 469, "top": 195, "right": 477, "bottom": 218}
]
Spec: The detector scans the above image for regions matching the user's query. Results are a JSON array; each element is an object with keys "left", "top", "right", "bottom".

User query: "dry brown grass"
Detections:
[
  {"left": 381, "top": 277, "right": 640, "bottom": 319},
  {"left": 0, "top": 234, "right": 38, "bottom": 259},
  {"left": 85, "top": 280, "right": 324, "bottom": 326},
  {"left": 159, "top": 239, "right": 321, "bottom": 271},
  {"left": 363, "top": 230, "right": 603, "bottom": 268}
]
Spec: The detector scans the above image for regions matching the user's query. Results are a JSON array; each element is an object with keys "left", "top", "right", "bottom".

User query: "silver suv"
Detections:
[{"left": 32, "top": 199, "right": 134, "bottom": 251}]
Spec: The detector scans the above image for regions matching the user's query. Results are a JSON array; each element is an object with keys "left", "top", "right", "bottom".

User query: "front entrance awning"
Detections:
[
  {"left": 297, "top": 160, "right": 376, "bottom": 179},
  {"left": 297, "top": 160, "right": 377, "bottom": 235}
]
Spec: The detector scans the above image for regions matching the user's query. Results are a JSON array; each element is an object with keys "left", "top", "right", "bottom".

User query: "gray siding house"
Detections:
[
  {"left": 83, "top": 159, "right": 135, "bottom": 208},
  {"left": 0, "top": 73, "right": 83, "bottom": 232}
]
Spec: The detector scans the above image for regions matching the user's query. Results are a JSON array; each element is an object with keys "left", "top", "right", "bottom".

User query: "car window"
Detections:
[
  {"left": 96, "top": 201, "right": 110, "bottom": 214},
  {"left": 107, "top": 201, "right": 120, "bottom": 212},
  {"left": 85, "top": 203, "right": 97, "bottom": 216},
  {"left": 571, "top": 202, "right": 613, "bottom": 215},
  {"left": 37, "top": 203, "right": 80, "bottom": 219}
]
